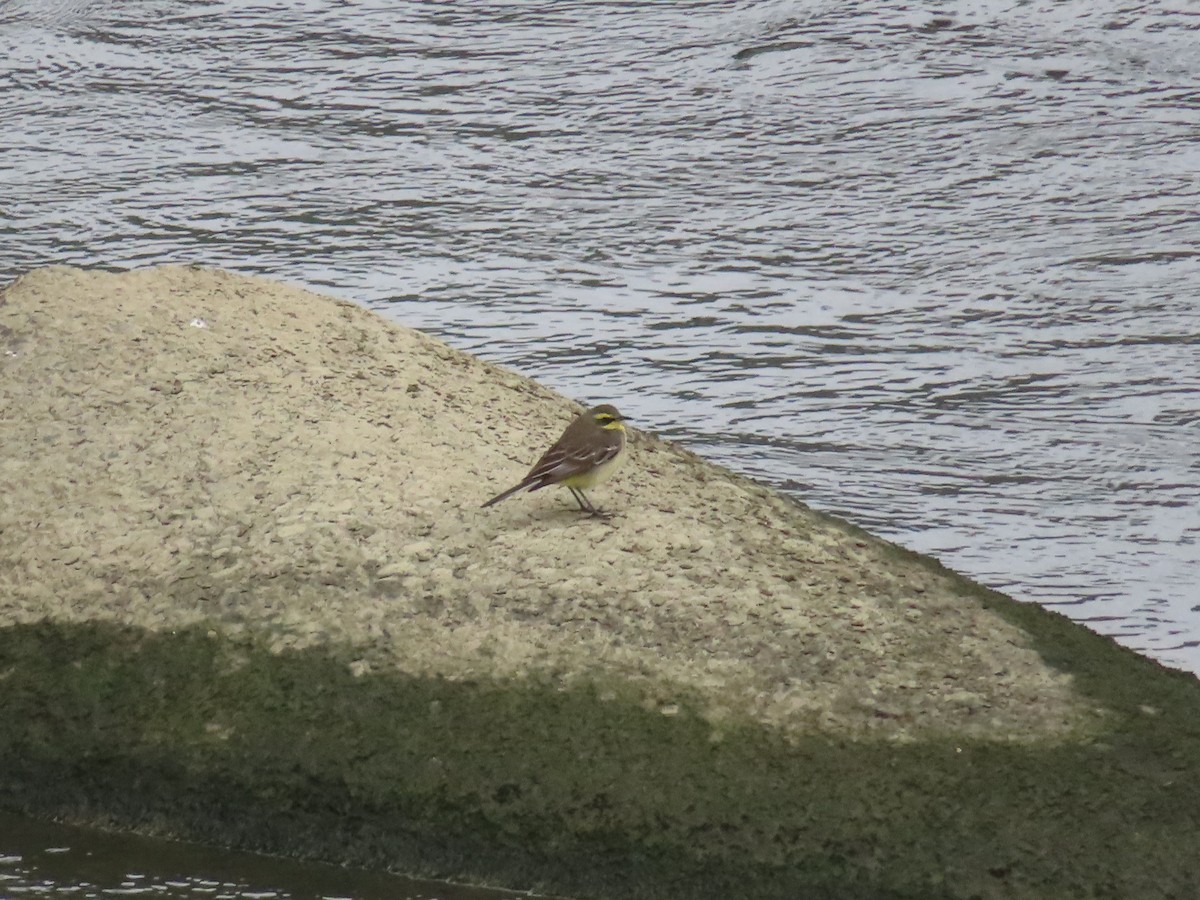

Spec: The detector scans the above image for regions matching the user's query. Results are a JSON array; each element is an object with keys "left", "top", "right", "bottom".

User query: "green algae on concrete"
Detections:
[
  {"left": 2, "top": 620, "right": 1199, "bottom": 900},
  {"left": 2, "top": 265, "right": 1200, "bottom": 899}
]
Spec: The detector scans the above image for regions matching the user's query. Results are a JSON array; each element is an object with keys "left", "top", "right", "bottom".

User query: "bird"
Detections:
[{"left": 481, "top": 404, "right": 628, "bottom": 515}]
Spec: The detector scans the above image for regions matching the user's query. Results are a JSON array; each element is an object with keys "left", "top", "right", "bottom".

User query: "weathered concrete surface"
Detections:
[{"left": 1, "top": 265, "right": 1198, "bottom": 899}]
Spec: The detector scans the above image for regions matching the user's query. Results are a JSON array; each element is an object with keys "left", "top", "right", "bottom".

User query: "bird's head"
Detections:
[{"left": 589, "top": 404, "right": 627, "bottom": 431}]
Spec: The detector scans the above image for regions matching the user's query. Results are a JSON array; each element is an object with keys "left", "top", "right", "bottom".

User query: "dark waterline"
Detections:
[{"left": 0, "top": 812, "right": 535, "bottom": 899}]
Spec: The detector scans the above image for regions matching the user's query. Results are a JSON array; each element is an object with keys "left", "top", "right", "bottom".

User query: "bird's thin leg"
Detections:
[
  {"left": 568, "top": 487, "right": 590, "bottom": 512},
  {"left": 580, "top": 489, "right": 610, "bottom": 519}
]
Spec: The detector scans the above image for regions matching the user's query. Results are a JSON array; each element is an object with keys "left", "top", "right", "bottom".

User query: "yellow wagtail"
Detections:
[{"left": 482, "top": 404, "right": 628, "bottom": 515}]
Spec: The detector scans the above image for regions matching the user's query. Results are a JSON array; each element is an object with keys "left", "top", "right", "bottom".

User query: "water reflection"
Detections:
[{"left": 0, "top": 0, "right": 1197, "bottom": 677}]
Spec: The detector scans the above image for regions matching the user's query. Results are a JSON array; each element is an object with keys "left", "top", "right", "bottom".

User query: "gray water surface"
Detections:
[{"left": 2, "top": 1, "right": 1197, "bottom": 676}]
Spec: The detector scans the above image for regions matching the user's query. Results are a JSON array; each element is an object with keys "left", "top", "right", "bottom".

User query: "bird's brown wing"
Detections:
[{"left": 520, "top": 438, "right": 618, "bottom": 491}]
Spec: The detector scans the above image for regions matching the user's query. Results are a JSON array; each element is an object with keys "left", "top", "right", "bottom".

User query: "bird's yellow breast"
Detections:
[{"left": 561, "top": 448, "right": 624, "bottom": 490}]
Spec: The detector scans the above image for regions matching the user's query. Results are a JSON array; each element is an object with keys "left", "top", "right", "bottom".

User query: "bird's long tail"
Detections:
[{"left": 481, "top": 477, "right": 542, "bottom": 508}]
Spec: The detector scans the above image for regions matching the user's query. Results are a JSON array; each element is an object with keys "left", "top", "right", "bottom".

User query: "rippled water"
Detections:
[
  {"left": 2, "top": 0, "right": 1198, "bottom": 678},
  {"left": 0, "top": 812, "right": 524, "bottom": 900}
]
